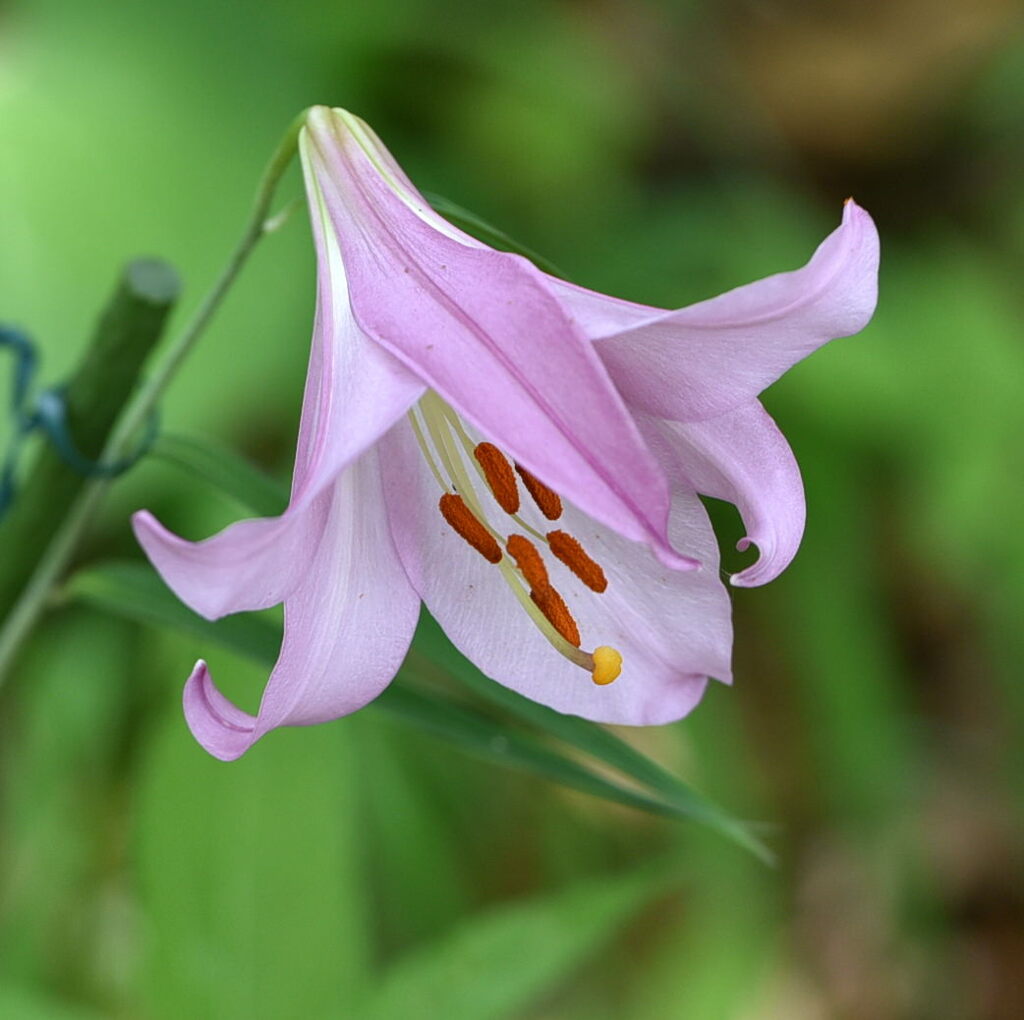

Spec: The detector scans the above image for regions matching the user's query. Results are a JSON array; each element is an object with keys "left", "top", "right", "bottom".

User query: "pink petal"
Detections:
[
  {"left": 302, "top": 107, "right": 694, "bottom": 571},
  {"left": 183, "top": 447, "right": 420, "bottom": 761},
  {"left": 293, "top": 147, "right": 425, "bottom": 502},
  {"left": 133, "top": 507, "right": 323, "bottom": 620},
  {"left": 379, "top": 421, "right": 731, "bottom": 726},
  {"left": 650, "top": 403, "right": 805, "bottom": 587},
  {"left": 552, "top": 201, "right": 879, "bottom": 422},
  {"left": 132, "top": 138, "right": 424, "bottom": 621}
]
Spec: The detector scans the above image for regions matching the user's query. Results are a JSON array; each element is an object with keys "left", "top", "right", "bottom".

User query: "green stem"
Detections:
[
  {"left": 0, "top": 260, "right": 180, "bottom": 617},
  {"left": 107, "top": 110, "right": 307, "bottom": 459},
  {"left": 0, "top": 110, "right": 306, "bottom": 683}
]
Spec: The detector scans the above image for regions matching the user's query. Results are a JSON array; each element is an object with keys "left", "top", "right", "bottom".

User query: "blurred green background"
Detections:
[{"left": 2, "top": 0, "right": 1023, "bottom": 1016}]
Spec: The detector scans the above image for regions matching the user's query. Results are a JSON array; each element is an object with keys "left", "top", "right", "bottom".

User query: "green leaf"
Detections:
[
  {"left": 64, "top": 562, "right": 753, "bottom": 836},
  {"left": 65, "top": 560, "right": 281, "bottom": 664},
  {"left": 0, "top": 612, "right": 140, "bottom": 1000},
  {"left": 413, "top": 614, "right": 772, "bottom": 862},
  {"left": 425, "top": 192, "right": 567, "bottom": 279},
  {"left": 150, "top": 433, "right": 288, "bottom": 517},
  {"left": 136, "top": 664, "right": 371, "bottom": 1019},
  {"left": 360, "top": 861, "right": 675, "bottom": 1020},
  {"left": 378, "top": 673, "right": 698, "bottom": 821}
]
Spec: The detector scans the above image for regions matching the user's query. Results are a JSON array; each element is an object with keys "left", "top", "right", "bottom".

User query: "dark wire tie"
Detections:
[{"left": 1, "top": 325, "right": 158, "bottom": 517}]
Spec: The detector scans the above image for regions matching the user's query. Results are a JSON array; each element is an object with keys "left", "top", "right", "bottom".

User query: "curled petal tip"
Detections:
[
  {"left": 729, "top": 556, "right": 774, "bottom": 588},
  {"left": 729, "top": 537, "right": 768, "bottom": 588},
  {"left": 183, "top": 659, "right": 259, "bottom": 762}
]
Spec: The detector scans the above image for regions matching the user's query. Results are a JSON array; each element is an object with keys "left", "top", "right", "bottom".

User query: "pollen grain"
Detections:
[
  {"left": 515, "top": 464, "right": 563, "bottom": 520},
  {"left": 439, "top": 494, "right": 502, "bottom": 563},
  {"left": 530, "top": 584, "right": 581, "bottom": 647},
  {"left": 547, "top": 530, "right": 608, "bottom": 593},
  {"left": 473, "top": 442, "right": 520, "bottom": 514},
  {"left": 506, "top": 534, "right": 549, "bottom": 590}
]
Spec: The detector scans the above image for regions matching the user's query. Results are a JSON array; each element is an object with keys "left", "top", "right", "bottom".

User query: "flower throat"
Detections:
[{"left": 409, "top": 392, "right": 622, "bottom": 687}]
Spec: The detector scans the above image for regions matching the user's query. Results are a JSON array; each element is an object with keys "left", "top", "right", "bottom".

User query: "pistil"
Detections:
[{"left": 410, "top": 393, "right": 622, "bottom": 686}]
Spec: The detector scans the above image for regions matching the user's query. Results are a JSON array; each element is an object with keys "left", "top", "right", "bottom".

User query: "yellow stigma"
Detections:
[{"left": 591, "top": 646, "right": 622, "bottom": 686}]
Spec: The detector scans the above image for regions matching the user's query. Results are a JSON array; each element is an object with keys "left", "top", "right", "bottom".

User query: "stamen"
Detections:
[
  {"left": 506, "top": 534, "right": 549, "bottom": 590},
  {"left": 417, "top": 392, "right": 621, "bottom": 685},
  {"left": 408, "top": 407, "right": 450, "bottom": 493},
  {"left": 547, "top": 530, "right": 608, "bottom": 593},
  {"left": 591, "top": 646, "right": 622, "bottom": 686},
  {"left": 515, "top": 464, "right": 563, "bottom": 520},
  {"left": 530, "top": 584, "right": 581, "bottom": 647},
  {"left": 439, "top": 494, "right": 502, "bottom": 563},
  {"left": 438, "top": 406, "right": 547, "bottom": 543},
  {"left": 474, "top": 442, "right": 520, "bottom": 514}
]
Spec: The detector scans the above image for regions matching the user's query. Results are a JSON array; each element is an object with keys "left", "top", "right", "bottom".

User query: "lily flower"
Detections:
[{"left": 133, "top": 107, "right": 878, "bottom": 761}]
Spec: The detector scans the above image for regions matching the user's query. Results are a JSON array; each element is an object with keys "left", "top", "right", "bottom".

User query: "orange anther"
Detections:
[
  {"left": 506, "top": 534, "right": 549, "bottom": 590},
  {"left": 515, "top": 464, "right": 562, "bottom": 520},
  {"left": 547, "top": 530, "right": 608, "bottom": 593},
  {"left": 439, "top": 494, "right": 502, "bottom": 563},
  {"left": 530, "top": 584, "right": 581, "bottom": 647},
  {"left": 474, "top": 442, "right": 520, "bottom": 514}
]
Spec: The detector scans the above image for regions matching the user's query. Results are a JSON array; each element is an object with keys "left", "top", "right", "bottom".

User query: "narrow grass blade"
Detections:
[
  {"left": 413, "top": 615, "right": 772, "bottom": 863},
  {"left": 425, "top": 192, "right": 567, "bottom": 279},
  {"left": 64, "top": 562, "right": 742, "bottom": 831},
  {"left": 150, "top": 433, "right": 287, "bottom": 517},
  {"left": 65, "top": 559, "right": 281, "bottom": 663}
]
